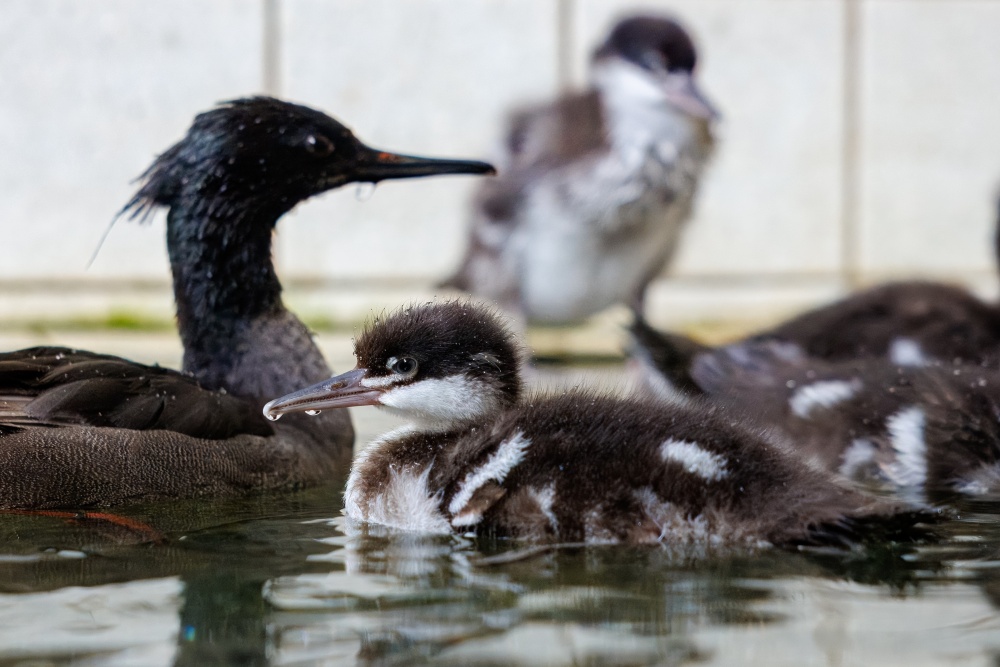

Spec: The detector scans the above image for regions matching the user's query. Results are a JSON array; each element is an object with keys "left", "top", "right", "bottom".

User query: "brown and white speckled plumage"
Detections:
[{"left": 266, "top": 302, "right": 931, "bottom": 547}]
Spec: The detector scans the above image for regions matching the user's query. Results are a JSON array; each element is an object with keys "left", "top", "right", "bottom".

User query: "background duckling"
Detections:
[
  {"left": 0, "top": 97, "right": 493, "bottom": 509},
  {"left": 442, "top": 15, "right": 717, "bottom": 324},
  {"left": 640, "top": 339, "right": 1000, "bottom": 499},
  {"left": 265, "top": 301, "right": 931, "bottom": 548}
]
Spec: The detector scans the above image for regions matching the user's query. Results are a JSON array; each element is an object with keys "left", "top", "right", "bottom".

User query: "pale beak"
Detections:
[
  {"left": 662, "top": 71, "right": 718, "bottom": 120},
  {"left": 263, "top": 368, "right": 381, "bottom": 420}
]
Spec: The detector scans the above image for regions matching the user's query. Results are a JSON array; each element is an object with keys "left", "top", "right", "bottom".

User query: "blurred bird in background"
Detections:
[{"left": 442, "top": 14, "right": 718, "bottom": 325}]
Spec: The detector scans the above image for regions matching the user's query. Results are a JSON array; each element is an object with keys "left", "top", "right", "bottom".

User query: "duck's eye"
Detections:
[
  {"left": 305, "top": 134, "right": 335, "bottom": 156},
  {"left": 389, "top": 356, "right": 418, "bottom": 376}
]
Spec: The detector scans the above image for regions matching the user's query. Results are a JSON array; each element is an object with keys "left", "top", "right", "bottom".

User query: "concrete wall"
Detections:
[{"left": 1, "top": 0, "right": 999, "bottom": 328}]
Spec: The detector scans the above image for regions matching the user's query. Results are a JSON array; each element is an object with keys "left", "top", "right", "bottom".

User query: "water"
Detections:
[{"left": 1, "top": 363, "right": 999, "bottom": 666}]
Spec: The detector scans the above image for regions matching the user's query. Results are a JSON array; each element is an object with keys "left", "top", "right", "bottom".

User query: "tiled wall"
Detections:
[{"left": 1, "top": 0, "right": 999, "bottom": 327}]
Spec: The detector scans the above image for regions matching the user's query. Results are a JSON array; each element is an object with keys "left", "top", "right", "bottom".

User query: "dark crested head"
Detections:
[
  {"left": 263, "top": 301, "right": 522, "bottom": 429},
  {"left": 355, "top": 301, "right": 521, "bottom": 394},
  {"left": 593, "top": 15, "right": 697, "bottom": 73},
  {"left": 121, "top": 96, "right": 495, "bottom": 223}
]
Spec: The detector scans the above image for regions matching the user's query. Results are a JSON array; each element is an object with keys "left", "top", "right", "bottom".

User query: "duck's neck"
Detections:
[{"left": 167, "top": 204, "right": 331, "bottom": 402}]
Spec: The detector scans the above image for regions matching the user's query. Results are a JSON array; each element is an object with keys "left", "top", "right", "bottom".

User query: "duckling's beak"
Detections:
[
  {"left": 352, "top": 144, "right": 495, "bottom": 183},
  {"left": 263, "top": 368, "right": 382, "bottom": 421},
  {"left": 662, "top": 71, "right": 718, "bottom": 120}
]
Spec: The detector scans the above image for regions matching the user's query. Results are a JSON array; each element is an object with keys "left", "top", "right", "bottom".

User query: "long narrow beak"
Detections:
[
  {"left": 262, "top": 368, "right": 382, "bottom": 421},
  {"left": 353, "top": 144, "right": 495, "bottom": 183},
  {"left": 662, "top": 72, "right": 718, "bottom": 120}
]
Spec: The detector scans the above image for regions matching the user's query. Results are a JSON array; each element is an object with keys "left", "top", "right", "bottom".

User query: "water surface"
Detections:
[{"left": 1, "top": 360, "right": 999, "bottom": 666}]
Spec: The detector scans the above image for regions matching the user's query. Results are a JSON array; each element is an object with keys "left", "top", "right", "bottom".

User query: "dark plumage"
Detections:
[
  {"left": 265, "top": 302, "right": 932, "bottom": 548},
  {"left": 765, "top": 281, "right": 1000, "bottom": 365},
  {"left": 443, "top": 15, "right": 717, "bottom": 324},
  {"left": 672, "top": 341, "right": 1000, "bottom": 497},
  {"left": 0, "top": 97, "right": 494, "bottom": 509}
]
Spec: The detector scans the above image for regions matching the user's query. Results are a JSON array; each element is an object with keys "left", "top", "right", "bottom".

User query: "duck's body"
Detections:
[
  {"left": 661, "top": 340, "right": 1000, "bottom": 497},
  {"left": 265, "top": 302, "right": 930, "bottom": 547},
  {"left": 0, "top": 97, "right": 493, "bottom": 509},
  {"left": 444, "top": 16, "right": 716, "bottom": 323}
]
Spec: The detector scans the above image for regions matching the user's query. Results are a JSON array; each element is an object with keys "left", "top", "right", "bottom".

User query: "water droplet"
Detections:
[
  {"left": 265, "top": 413, "right": 281, "bottom": 422},
  {"left": 355, "top": 183, "right": 376, "bottom": 201},
  {"left": 305, "top": 409, "right": 322, "bottom": 416}
]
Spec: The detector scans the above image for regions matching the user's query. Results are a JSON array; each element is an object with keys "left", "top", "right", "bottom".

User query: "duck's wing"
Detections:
[{"left": 0, "top": 347, "right": 273, "bottom": 440}]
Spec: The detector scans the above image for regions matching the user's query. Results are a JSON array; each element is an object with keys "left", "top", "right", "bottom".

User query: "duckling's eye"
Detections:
[
  {"left": 389, "top": 356, "right": 418, "bottom": 376},
  {"left": 305, "top": 134, "right": 335, "bottom": 156}
]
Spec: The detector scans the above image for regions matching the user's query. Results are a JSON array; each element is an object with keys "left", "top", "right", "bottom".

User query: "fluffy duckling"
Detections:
[
  {"left": 443, "top": 15, "right": 717, "bottom": 323},
  {"left": 659, "top": 339, "right": 1000, "bottom": 497},
  {"left": 265, "top": 302, "right": 930, "bottom": 547}
]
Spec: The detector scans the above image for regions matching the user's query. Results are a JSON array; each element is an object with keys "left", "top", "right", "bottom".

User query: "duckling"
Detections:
[
  {"left": 264, "top": 302, "right": 930, "bottom": 547},
  {"left": 0, "top": 97, "right": 494, "bottom": 509},
  {"left": 652, "top": 339, "right": 1000, "bottom": 497},
  {"left": 442, "top": 15, "right": 717, "bottom": 323}
]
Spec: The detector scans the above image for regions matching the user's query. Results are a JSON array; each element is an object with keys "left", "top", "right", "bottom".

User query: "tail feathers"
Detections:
[{"left": 627, "top": 316, "right": 708, "bottom": 397}]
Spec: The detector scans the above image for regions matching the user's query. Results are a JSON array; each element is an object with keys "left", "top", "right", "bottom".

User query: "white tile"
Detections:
[
  {"left": 0, "top": 0, "right": 264, "bottom": 280},
  {"left": 575, "top": 0, "right": 845, "bottom": 277},
  {"left": 858, "top": 0, "right": 1000, "bottom": 276},
  {"left": 277, "top": 0, "right": 560, "bottom": 281}
]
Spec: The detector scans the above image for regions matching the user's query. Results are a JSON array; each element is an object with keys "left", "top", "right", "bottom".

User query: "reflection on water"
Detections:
[
  {"left": 0, "top": 364, "right": 998, "bottom": 665},
  {"left": 0, "top": 491, "right": 998, "bottom": 667}
]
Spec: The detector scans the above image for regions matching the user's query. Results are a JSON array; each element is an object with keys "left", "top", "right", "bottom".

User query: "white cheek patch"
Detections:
[
  {"left": 659, "top": 438, "right": 728, "bottom": 482},
  {"left": 889, "top": 338, "right": 929, "bottom": 367},
  {"left": 345, "top": 464, "right": 451, "bottom": 534},
  {"left": 448, "top": 432, "right": 531, "bottom": 522},
  {"left": 591, "top": 58, "right": 667, "bottom": 107},
  {"left": 378, "top": 375, "right": 501, "bottom": 430},
  {"left": 884, "top": 406, "right": 927, "bottom": 487},
  {"left": 789, "top": 379, "right": 862, "bottom": 419}
]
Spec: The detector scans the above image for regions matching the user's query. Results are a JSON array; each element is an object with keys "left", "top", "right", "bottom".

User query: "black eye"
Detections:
[
  {"left": 305, "top": 134, "right": 335, "bottom": 156},
  {"left": 389, "top": 356, "right": 418, "bottom": 375}
]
